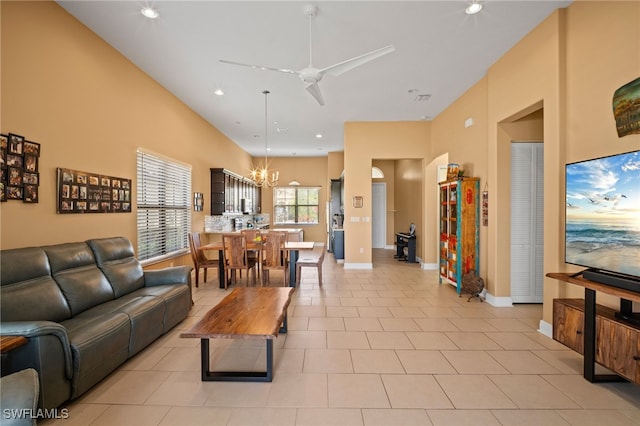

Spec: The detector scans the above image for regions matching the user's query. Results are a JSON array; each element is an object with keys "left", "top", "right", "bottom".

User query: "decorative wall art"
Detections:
[
  {"left": 613, "top": 76, "right": 640, "bottom": 138},
  {"left": 1, "top": 133, "right": 41, "bottom": 203},
  {"left": 56, "top": 167, "right": 131, "bottom": 214},
  {"left": 482, "top": 190, "right": 488, "bottom": 226}
]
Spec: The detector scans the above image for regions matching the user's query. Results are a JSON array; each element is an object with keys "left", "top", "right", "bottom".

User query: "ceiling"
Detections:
[{"left": 57, "top": 1, "right": 571, "bottom": 157}]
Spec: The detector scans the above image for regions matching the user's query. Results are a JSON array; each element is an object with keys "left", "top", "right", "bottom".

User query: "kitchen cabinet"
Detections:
[{"left": 210, "top": 168, "right": 260, "bottom": 215}]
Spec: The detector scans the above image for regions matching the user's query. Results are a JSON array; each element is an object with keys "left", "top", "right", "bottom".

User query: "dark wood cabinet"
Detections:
[
  {"left": 210, "top": 168, "right": 260, "bottom": 215},
  {"left": 553, "top": 299, "right": 585, "bottom": 354},
  {"left": 553, "top": 298, "right": 640, "bottom": 383}
]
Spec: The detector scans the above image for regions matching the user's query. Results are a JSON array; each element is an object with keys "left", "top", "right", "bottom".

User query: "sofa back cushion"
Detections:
[
  {"left": 0, "top": 247, "right": 72, "bottom": 322},
  {"left": 87, "top": 237, "right": 144, "bottom": 298},
  {"left": 44, "top": 242, "right": 115, "bottom": 316}
]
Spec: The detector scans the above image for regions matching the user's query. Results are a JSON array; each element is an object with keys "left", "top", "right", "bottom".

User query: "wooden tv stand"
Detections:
[{"left": 547, "top": 272, "right": 640, "bottom": 384}]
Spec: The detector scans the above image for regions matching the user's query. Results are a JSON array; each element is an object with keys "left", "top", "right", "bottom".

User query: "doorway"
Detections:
[
  {"left": 510, "top": 141, "right": 544, "bottom": 303},
  {"left": 372, "top": 183, "right": 386, "bottom": 248}
]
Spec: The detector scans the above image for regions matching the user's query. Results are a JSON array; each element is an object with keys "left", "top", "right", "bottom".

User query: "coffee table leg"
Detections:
[
  {"left": 201, "top": 338, "right": 211, "bottom": 381},
  {"left": 279, "top": 312, "right": 288, "bottom": 334},
  {"left": 200, "top": 338, "right": 274, "bottom": 382}
]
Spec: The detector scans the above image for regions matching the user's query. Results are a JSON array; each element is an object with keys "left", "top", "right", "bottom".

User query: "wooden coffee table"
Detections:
[{"left": 180, "top": 287, "right": 294, "bottom": 382}]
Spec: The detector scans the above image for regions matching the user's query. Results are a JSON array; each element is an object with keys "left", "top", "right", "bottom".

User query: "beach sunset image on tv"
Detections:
[{"left": 565, "top": 150, "right": 640, "bottom": 277}]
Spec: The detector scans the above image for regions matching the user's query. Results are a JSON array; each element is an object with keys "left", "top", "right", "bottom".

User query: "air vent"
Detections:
[{"left": 414, "top": 94, "right": 431, "bottom": 102}]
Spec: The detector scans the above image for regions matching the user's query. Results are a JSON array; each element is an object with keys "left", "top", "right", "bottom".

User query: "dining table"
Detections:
[{"left": 200, "top": 240, "right": 315, "bottom": 289}]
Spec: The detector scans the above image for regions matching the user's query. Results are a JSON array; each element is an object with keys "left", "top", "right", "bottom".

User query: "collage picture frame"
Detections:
[
  {"left": 57, "top": 167, "right": 131, "bottom": 214},
  {"left": 1, "top": 133, "right": 41, "bottom": 203}
]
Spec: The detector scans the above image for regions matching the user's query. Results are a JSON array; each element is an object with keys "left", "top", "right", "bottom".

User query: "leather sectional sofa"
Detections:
[{"left": 0, "top": 237, "right": 192, "bottom": 409}]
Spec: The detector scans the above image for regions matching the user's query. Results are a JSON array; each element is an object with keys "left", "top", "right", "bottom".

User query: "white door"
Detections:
[
  {"left": 510, "top": 142, "right": 544, "bottom": 303},
  {"left": 372, "top": 183, "right": 386, "bottom": 248}
]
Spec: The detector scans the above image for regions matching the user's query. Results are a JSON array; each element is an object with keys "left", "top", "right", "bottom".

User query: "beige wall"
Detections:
[
  {"left": 559, "top": 1, "right": 640, "bottom": 310},
  {"left": 327, "top": 151, "right": 344, "bottom": 181},
  {"left": 430, "top": 76, "right": 490, "bottom": 279},
  {"left": 0, "top": 1, "right": 254, "bottom": 259},
  {"left": 428, "top": 2, "right": 639, "bottom": 325},
  {"left": 393, "top": 159, "right": 422, "bottom": 256},
  {"left": 343, "top": 121, "right": 430, "bottom": 266}
]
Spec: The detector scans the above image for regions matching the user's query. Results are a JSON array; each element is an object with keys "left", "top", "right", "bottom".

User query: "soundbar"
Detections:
[{"left": 582, "top": 268, "right": 640, "bottom": 294}]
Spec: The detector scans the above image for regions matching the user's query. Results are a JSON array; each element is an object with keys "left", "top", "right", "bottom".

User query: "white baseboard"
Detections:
[
  {"left": 343, "top": 263, "right": 373, "bottom": 269},
  {"left": 384, "top": 245, "right": 395, "bottom": 250},
  {"left": 538, "top": 320, "right": 553, "bottom": 338},
  {"left": 484, "top": 292, "right": 513, "bottom": 307},
  {"left": 422, "top": 262, "right": 438, "bottom": 270}
]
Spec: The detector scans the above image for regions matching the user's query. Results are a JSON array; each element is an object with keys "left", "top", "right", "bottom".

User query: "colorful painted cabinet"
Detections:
[{"left": 438, "top": 177, "right": 480, "bottom": 293}]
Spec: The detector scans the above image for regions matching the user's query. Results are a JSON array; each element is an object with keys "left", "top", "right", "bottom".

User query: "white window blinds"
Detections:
[{"left": 136, "top": 149, "right": 191, "bottom": 262}]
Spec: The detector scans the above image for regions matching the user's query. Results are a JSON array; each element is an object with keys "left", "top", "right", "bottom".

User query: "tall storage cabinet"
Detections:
[{"left": 438, "top": 177, "right": 480, "bottom": 293}]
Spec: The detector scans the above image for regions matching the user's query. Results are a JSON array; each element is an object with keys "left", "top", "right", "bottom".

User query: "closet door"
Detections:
[{"left": 510, "top": 142, "right": 544, "bottom": 303}]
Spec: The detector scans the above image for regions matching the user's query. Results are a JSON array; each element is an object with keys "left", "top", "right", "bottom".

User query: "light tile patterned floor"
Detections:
[{"left": 44, "top": 249, "right": 640, "bottom": 426}]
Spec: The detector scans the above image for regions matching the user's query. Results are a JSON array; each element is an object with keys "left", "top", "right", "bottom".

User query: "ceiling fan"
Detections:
[{"left": 219, "top": 4, "right": 395, "bottom": 106}]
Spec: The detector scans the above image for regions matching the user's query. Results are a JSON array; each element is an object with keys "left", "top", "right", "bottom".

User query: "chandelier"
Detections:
[{"left": 249, "top": 90, "right": 279, "bottom": 187}]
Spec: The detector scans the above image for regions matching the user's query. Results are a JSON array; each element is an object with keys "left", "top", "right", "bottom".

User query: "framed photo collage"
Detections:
[
  {"left": 57, "top": 167, "right": 131, "bottom": 214},
  {"left": 1, "top": 133, "right": 41, "bottom": 203}
]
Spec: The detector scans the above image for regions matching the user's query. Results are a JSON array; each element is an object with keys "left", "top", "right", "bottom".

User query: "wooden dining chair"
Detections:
[
  {"left": 222, "top": 234, "right": 258, "bottom": 288},
  {"left": 241, "top": 229, "right": 262, "bottom": 279},
  {"left": 188, "top": 232, "right": 218, "bottom": 288},
  {"left": 261, "top": 232, "right": 288, "bottom": 286},
  {"left": 296, "top": 243, "right": 325, "bottom": 286}
]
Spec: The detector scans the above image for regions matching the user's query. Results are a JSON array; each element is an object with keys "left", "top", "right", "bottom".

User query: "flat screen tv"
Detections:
[{"left": 565, "top": 150, "right": 640, "bottom": 298}]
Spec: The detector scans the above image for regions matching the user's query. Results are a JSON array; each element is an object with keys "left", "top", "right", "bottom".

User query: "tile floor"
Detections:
[{"left": 44, "top": 249, "right": 640, "bottom": 425}]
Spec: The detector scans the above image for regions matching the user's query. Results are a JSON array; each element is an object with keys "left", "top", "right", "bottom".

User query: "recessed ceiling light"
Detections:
[
  {"left": 141, "top": 6, "right": 159, "bottom": 19},
  {"left": 213, "top": 89, "right": 224, "bottom": 96},
  {"left": 315, "top": 134, "right": 323, "bottom": 139},
  {"left": 465, "top": 1, "right": 483, "bottom": 15}
]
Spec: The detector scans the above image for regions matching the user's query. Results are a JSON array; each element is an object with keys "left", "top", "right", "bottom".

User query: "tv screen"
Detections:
[{"left": 565, "top": 150, "right": 640, "bottom": 279}]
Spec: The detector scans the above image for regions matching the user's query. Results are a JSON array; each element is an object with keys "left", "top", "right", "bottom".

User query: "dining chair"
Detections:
[
  {"left": 188, "top": 232, "right": 218, "bottom": 288},
  {"left": 296, "top": 243, "right": 325, "bottom": 286},
  {"left": 261, "top": 232, "right": 288, "bottom": 286},
  {"left": 241, "top": 229, "right": 262, "bottom": 279},
  {"left": 222, "top": 234, "right": 258, "bottom": 288}
]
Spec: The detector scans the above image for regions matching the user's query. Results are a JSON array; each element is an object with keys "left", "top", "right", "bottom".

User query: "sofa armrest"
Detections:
[
  {"left": 0, "top": 322, "right": 73, "bottom": 379},
  {"left": 144, "top": 266, "right": 192, "bottom": 287},
  {"left": 0, "top": 368, "right": 40, "bottom": 426}
]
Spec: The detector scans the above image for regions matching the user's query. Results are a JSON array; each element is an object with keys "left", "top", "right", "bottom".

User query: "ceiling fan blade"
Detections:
[
  {"left": 320, "top": 45, "right": 395, "bottom": 77},
  {"left": 219, "top": 59, "right": 297, "bottom": 75},
  {"left": 306, "top": 83, "right": 325, "bottom": 106}
]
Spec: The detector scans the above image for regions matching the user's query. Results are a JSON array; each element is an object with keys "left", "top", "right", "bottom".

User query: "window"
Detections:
[
  {"left": 137, "top": 149, "right": 191, "bottom": 262},
  {"left": 274, "top": 186, "right": 320, "bottom": 224}
]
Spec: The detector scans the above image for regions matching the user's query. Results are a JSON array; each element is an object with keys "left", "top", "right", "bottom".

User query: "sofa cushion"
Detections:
[
  {"left": 87, "top": 237, "right": 145, "bottom": 297},
  {"left": 112, "top": 296, "right": 165, "bottom": 356},
  {"left": 133, "top": 285, "right": 191, "bottom": 332},
  {"left": 43, "top": 243, "right": 114, "bottom": 316},
  {"left": 0, "top": 247, "right": 71, "bottom": 322},
  {"left": 61, "top": 313, "right": 130, "bottom": 399},
  {"left": 76, "top": 295, "right": 166, "bottom": 356}
]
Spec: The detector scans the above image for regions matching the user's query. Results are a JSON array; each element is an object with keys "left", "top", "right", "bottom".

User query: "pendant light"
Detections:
[{"left": 249, "top": 90, "right": 279, "bottom": 187}]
